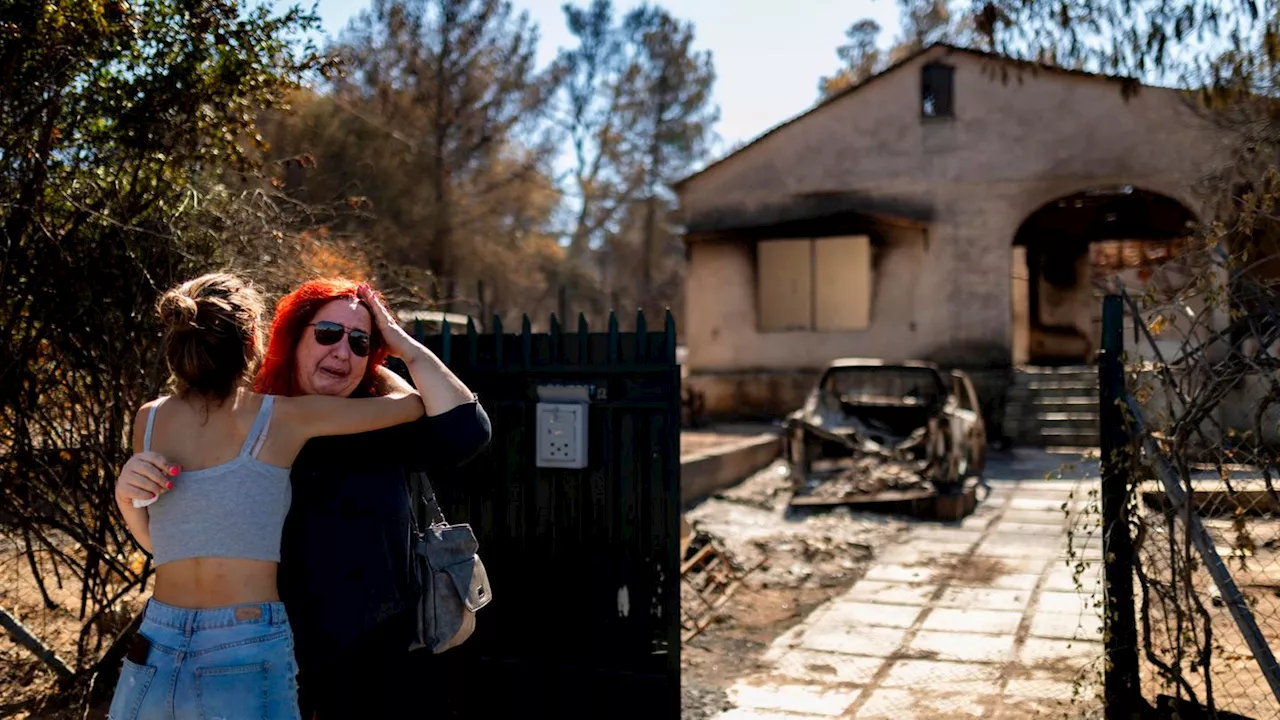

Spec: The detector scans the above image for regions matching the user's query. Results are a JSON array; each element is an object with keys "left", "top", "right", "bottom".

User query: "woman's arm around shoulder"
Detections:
[{"left": 274, "top": 391, "right": 426, "bottom": 443}]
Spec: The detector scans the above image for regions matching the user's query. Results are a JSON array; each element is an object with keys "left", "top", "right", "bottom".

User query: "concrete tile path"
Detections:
[{"left": 715, "top": 450, "right": 1106, "bottom": 719}]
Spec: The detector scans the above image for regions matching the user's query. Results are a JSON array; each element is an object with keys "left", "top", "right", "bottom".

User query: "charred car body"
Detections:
[{"left": 783, "top": 359, "right": 987, "bottom": 504}]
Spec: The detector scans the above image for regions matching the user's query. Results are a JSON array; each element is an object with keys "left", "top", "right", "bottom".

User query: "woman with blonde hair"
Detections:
[{"left": 109, "top": 272, "right": 427, "bottom": 720}]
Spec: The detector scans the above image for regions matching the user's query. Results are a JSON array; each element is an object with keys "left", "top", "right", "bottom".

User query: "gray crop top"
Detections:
[{"left": 143, "top": 395, "right": 292, "bottom": 567}]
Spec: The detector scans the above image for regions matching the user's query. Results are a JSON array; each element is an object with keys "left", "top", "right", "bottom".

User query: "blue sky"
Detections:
[{"left": 306, "top": 0, "right": 904, "bottom": 152}]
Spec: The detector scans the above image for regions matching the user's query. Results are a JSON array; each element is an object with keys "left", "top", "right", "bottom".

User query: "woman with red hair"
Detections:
[
  {"left": 254, "top": 278, "right": 394, "bottom": 399},
  {"left": 255, "top": 278, "right": 491, "bottom": 718}
]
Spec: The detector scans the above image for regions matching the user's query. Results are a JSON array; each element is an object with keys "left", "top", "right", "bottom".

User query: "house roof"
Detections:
[{"left": 672, "top": 43, "right": 1144, "bottom": 192}]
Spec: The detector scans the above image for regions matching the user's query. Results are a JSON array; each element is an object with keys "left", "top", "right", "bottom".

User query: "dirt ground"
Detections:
[
  {"left": 680, "top": 461, "right": 909, "bottom": 720},
  {"left": 0, "top": 539, "right": 147, "bottom": 719}
]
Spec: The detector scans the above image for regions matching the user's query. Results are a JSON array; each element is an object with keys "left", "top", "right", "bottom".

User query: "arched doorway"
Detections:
[{"left": 1011, "top": 187, "right": 1197, "bottom": 365}]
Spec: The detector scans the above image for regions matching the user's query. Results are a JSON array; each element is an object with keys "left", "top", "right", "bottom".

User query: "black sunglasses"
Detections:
[{"left": 308, "top": 321, "right": 371, "bottom": 357}]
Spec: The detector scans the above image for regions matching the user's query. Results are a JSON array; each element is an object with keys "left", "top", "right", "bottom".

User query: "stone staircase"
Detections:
[{"left": 1003, "top": 366, "right": 1100, "bottom": 449}]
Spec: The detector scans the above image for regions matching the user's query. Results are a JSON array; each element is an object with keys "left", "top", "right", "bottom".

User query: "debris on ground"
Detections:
[
  {"left": 680, "top": 531, "right": 758, "bottom": 642},
  {"left": 679, "top": 461, "right": 908, "bottom": 720},
  {"left": 795, "top": 455, "right": 930, "bottom": 501},
  {"left": 713, "top": 460, "right": 796, "bottom": 511}
]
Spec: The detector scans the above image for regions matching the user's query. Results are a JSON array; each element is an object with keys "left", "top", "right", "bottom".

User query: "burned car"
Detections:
[{"left": 783, "top": 359, "right": 987, "bottom": 505}]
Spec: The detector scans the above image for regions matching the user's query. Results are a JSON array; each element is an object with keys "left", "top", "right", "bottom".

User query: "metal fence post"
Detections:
[{"left": 1100, "top": 294, "right": 1143, "bottom": 718}]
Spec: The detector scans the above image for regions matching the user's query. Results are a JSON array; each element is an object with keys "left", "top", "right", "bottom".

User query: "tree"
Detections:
[
  {"left": 616, "top": 4, "right": 717, "bottom": 314},
  {"left": 889, "top": 0, "right": 985, "bottom": 60},
  {"left": 818, "top": 20, "right": 884, "bottom": 98},
  {"left": 968, "top": 0, "right": 1264, "bottom": 80},
  {"left": 819, "top": 0, "right": 985, "bottom": 100},
  {"left": 0, "top": 0, "right": 334, "bottom": 706},
  {"left": 553, "top": 1, "right": 716, "bottom": 320},
  {"left": 321, "top": 0, "right": 565, "bottom": 310},
  {"left": 559, "top": 0, "right": 644, "bottom": 263}
]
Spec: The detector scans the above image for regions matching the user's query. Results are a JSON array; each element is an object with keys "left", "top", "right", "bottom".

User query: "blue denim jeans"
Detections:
[{"left": 108, "top": 598, "right": 301, "bottom": 720}]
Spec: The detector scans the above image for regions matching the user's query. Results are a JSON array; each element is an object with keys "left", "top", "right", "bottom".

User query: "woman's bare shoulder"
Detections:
[
  {"left": 135, "top": 395, "right": 171, "bottom": 420},
  {"left": 131, "top": 396, "right": 171, "bottom": 450}
]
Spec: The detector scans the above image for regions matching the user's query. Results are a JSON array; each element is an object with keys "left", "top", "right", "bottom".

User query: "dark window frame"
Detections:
[{"left": 921, "top": 63, "right": 955, "bottom": 119}]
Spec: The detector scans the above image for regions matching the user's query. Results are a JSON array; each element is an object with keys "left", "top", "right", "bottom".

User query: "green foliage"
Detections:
[{"left": 0, "top": 0, "right": 330, "bottom": 691}]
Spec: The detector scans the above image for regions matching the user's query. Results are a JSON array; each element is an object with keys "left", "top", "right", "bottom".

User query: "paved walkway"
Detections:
[{"left": 715, "top": 450, "right": 1106, "bottom": 719}]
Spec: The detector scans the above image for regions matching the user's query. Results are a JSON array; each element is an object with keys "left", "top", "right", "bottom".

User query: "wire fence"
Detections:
[
  {"left": 1102, "top": 243, "right": 1280, "bottom": 718},
  {"left": 0, "top": 529, "right": 149, "bottom": 715}
]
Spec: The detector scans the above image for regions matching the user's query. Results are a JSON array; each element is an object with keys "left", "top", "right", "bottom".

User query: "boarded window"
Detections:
[
  {"left": 757, "top": 239, "right": 812, "bottom": 331},
  {"left": 758, "top": 236, "right": 874, "bottom": 332},
  {"left": 814, "top": 236, "right": 872, "bottom": 331},
  {"left": 921, "top": 63, "right": 954, "bottom": 118}
]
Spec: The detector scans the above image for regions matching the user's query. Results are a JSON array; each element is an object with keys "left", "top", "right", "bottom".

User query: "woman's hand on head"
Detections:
[
  {"left": 115, "top": 452, "right": 178, "bottom": 507},
  {"left": 357, "top": 283, "right": 475, "bottom": 416},
  {"left": 358, "top": 283, "right": 422, "bottom": 360}
]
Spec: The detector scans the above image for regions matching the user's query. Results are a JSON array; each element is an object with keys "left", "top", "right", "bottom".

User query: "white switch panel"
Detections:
[{"left": 536, "top": 402, "right": 587, "bottom": 469}]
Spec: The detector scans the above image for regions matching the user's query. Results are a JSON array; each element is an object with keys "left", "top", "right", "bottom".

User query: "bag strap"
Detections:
[{"left": 406, "top": 469, "right": 447, "bottom": 534}]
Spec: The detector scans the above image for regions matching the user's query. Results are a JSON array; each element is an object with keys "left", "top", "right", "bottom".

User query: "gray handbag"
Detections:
[{"left": 406, "top": 469, "right": 493, "bottom": 653}]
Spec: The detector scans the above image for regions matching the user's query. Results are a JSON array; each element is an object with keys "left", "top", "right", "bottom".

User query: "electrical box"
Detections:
[{"left": 536, "top": 402, "right": 588, "bottom": 469}]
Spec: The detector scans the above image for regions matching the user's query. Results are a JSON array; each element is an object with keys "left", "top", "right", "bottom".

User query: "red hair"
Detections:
[{"left": 253, "top": 278, "right": 391, "bottom": 397}]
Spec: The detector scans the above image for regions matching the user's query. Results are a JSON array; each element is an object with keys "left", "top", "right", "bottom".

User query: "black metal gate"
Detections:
[{"left": 411, "top": 311, "right": 682, "bottom": 719}]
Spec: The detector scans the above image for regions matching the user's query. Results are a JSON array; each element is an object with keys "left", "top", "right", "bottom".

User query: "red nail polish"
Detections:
[
  {"left": 166, "top": 481, "right": 174, "bottom": 490},
  {"left": 169, "top": 466, "right": 180, "bottom": 476}
]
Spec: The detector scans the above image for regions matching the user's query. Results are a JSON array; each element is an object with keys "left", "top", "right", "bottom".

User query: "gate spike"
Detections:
[
  {"left": 466, "top": 317, "right": 478, "bottom": 365},
  {"left": 577, "top": 312, "right": 589, "bottom": 365},
  {"left": 549, "top": 313, "right": 561, "bottom": 361},
  {"left": 636, "top": 310, "right": 648, "bottom": 359},
  {"left": 607, "top": 311, "right": 619, "bottom": 364},
  {"left": 521, "top": 314, "right": 532, "bottom": 367},
  {"left": 665, "top": 308, "right": 677, "bottom": 364}
]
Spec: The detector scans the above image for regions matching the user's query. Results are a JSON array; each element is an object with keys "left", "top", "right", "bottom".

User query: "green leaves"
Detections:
[{"left": 0, "top": 0, "right": 331, "bottom": 675}]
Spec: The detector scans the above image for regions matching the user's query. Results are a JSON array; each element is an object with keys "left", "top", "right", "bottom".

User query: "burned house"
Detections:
[{"left": 675, "top": 44, "right": 1229, "bottom": 436}]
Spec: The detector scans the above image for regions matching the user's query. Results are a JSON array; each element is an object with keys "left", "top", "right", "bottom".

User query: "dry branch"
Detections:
[{"left": 0, "top": 605, "right": 74, "bottom": 681}]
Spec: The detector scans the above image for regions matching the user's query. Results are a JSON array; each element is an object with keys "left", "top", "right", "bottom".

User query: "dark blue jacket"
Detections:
[{"left": 278, "top": 400, "right": 492, "bottom": 662}]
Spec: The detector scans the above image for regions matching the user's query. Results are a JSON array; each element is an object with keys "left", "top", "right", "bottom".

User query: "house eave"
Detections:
[{"left": 681, "top": 192, "right": 932, "bottom": 242}]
